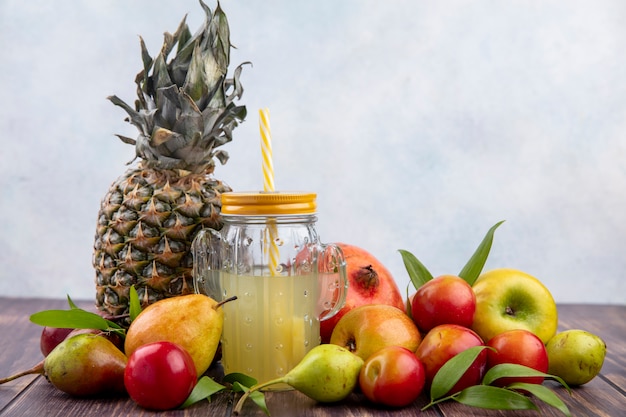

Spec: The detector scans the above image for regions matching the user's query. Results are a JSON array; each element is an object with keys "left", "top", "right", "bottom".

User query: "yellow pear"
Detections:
[{"left": 125, "top": 294, "right": 228, "bottom": 376}]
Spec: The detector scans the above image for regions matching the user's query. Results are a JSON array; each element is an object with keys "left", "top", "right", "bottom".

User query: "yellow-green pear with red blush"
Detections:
[
  {"left": 45, "top": 333, "right": 127, "bottom": 396},
  {"left": 125, "top": 294, "right": 229, "bottom": 376}
]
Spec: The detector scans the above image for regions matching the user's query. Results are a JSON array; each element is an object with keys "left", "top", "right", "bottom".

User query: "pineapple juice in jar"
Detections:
[
  {"left": 192, "top": 192, "right": 347, "bottom": 389},
  {"left": 219, "top": 272, "right": 320, "bottom": 385}
]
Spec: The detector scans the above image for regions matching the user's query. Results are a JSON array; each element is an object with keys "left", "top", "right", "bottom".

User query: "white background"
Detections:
[{"left": 1, "top": 0, "right": 625, "bottom": 305}]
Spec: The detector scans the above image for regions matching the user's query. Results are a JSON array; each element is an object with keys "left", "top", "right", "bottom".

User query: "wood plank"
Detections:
[
  {"left": 440, "top": 378, "right": 626, "bottom": 417},
  {"left": 0, "top": 298, "right": 61, "bottom": 410},
  {"left": 437, "top": 377, "right": 624, "bottom": 417},
  {"left": 3, "top": 376, "right": 234, "bottom": 417},
  {"left": 1, "top": 299, "right": 625, "bottom": 416},
  {"left": 234, "top": 390, "right": 442, "bottom": 417},
  {"left": 550, "top": 378, "right": 626, "bottom": 417},
  {"left": 0, "top": 298, "right": 96, "bottom": 412}
]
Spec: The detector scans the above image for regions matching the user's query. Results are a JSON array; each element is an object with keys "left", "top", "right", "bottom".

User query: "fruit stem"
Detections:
[
  {"left": 0, "top": 360, "right": 45, "bottom": 384},
  {"left": 233, "top": 377, "right": 285, "bottom": 415},
  {"left": 101, "top": 312, "right": 130, "bottom": 321},
  {"left": 214, "top": 295, "right": 238, "bottom": 310}
]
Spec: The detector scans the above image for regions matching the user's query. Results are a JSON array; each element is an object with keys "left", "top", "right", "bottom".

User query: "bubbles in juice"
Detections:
[{"left": 219, "top": 272, "right": 321, "bottom": 389}]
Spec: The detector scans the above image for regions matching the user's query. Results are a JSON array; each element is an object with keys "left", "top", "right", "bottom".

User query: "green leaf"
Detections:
[
  {"left": 507, "top": 383, "right": 572, "bottom": 417},
  {"left": 233, "top": 383, "right": 270, "bottom": 416},
  {"left": 129, "top": 285, "right": 142, "bottom": 322},
  {"left": 180, "top": 376, "right": 226, "bottom": 408},
  {"left": 223, "top": 372, "right": 258, "bottom": 389},
  {"left": 66, "top": 295, "right": 79, "bottom": 309},
  {"left": 405, "top": 284, "right": 413, "bottom": 319},
  {"left": 103, "top": 319, "right": 125, "bottom": 332},
  {"left": 226, "top": 373, "right": 268, "bottom": 416},
  {"left": 453, "top": 385, "right": 538, "bottom": 411},
  {"left": 483, "top": 363, "right": 545, "bottom": 385},
  {"left": 249, "top": 390, "right": 269, "bottom": 416},
  {"left": 458, "top": 220, "right": 505, "bottom": 285},
  {"left": 30, "top": 309, "right": 111, "bottom": 330},
  {"left": 398, "top": 249, "right": 433, "bottom": 290},
  {"left": 231, "top": 381, "right": 247, "bottom": 393},
  {"left": 430, "top": 346, "right": 489, "bottom": 400},
  {"left": 483, "top": 363, "right": 570, "bottom": 392}
]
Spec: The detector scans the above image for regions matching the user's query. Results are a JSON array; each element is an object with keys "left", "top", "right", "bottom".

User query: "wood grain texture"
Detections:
[{"left": 0, "top": 299, "right": 624, "bottom": 417}]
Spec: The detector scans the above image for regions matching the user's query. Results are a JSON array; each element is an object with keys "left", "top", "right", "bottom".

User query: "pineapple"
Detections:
[{"left": 94, "top": 0, "right": 247, "bottom": 321}]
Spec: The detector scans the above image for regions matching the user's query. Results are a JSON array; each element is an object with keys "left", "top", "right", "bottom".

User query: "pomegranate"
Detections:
[{"left": 320, "top": 243, "right": 405, "bottom": 343}]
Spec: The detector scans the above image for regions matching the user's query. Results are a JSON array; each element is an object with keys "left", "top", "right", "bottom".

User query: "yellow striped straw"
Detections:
[
  {"left": 264, "top": 225, "right": 280, "bottom": 275},
  {"left": 259, "top": 108, "right": 279, "bottom": 275},
  {"left": 259, "top": 108, "right": 275, "bottom": 193}
]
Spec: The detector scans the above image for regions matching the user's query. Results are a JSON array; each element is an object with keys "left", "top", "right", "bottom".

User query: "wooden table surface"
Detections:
[{"left": 0, "top": 298, "right": 624, "bottom": 417}]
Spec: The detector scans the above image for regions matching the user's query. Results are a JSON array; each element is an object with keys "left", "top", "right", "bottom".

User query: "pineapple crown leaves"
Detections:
[{"left": 108, "top": 0, "right": 250, "bottom": 173}]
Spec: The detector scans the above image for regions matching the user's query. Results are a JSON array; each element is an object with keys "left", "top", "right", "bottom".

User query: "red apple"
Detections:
[
  {"left": 320, "top": 243, "right": 405, "bottom": 343},
  {"left": 415, "top": 324, "right": 487, "bottom": 395},
  {"left": 359, "top": 346, "right": 426, "bottom": 407},
  {"left": 486, "top": 329, "right": 549, "bottom": 387},
  {"left": 410, "top": 275, "right": 476, "bottom": 333}
]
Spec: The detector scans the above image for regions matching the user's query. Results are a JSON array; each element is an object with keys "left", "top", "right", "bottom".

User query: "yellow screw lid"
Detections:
[{"left": 220, "top": 191, "right": 317, "bottom": 215}]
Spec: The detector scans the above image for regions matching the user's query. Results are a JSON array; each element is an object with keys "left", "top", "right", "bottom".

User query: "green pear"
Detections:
[
  {"left": 125, "top": 294, "right": 233, "bottom": 376},
  {"left": 233, "top": 344, "right": 364, "bottom": 414},
  {"left": 546, "top": 329, "right": 606, "bottom": 386},
  {"left": 44, "top": 333, "right": 127, "bottom": 396}
]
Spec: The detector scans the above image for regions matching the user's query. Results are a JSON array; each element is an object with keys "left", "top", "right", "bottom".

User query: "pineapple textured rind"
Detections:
[{"left": 94, "top": 166, "right": 231, "bottom": 318}]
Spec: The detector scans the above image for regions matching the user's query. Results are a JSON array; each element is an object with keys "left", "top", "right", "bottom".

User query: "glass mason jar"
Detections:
[{"left": 192, "top": 191, "right": 347, "bottom": 388}]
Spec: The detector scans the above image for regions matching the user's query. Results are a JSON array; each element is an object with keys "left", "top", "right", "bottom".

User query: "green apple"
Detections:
[
  {"left": 471, "top": 268, "right": 558, "bottom": 344},
  {"left": 546, "top": 329, "right": 606, "bottom": 385}
]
